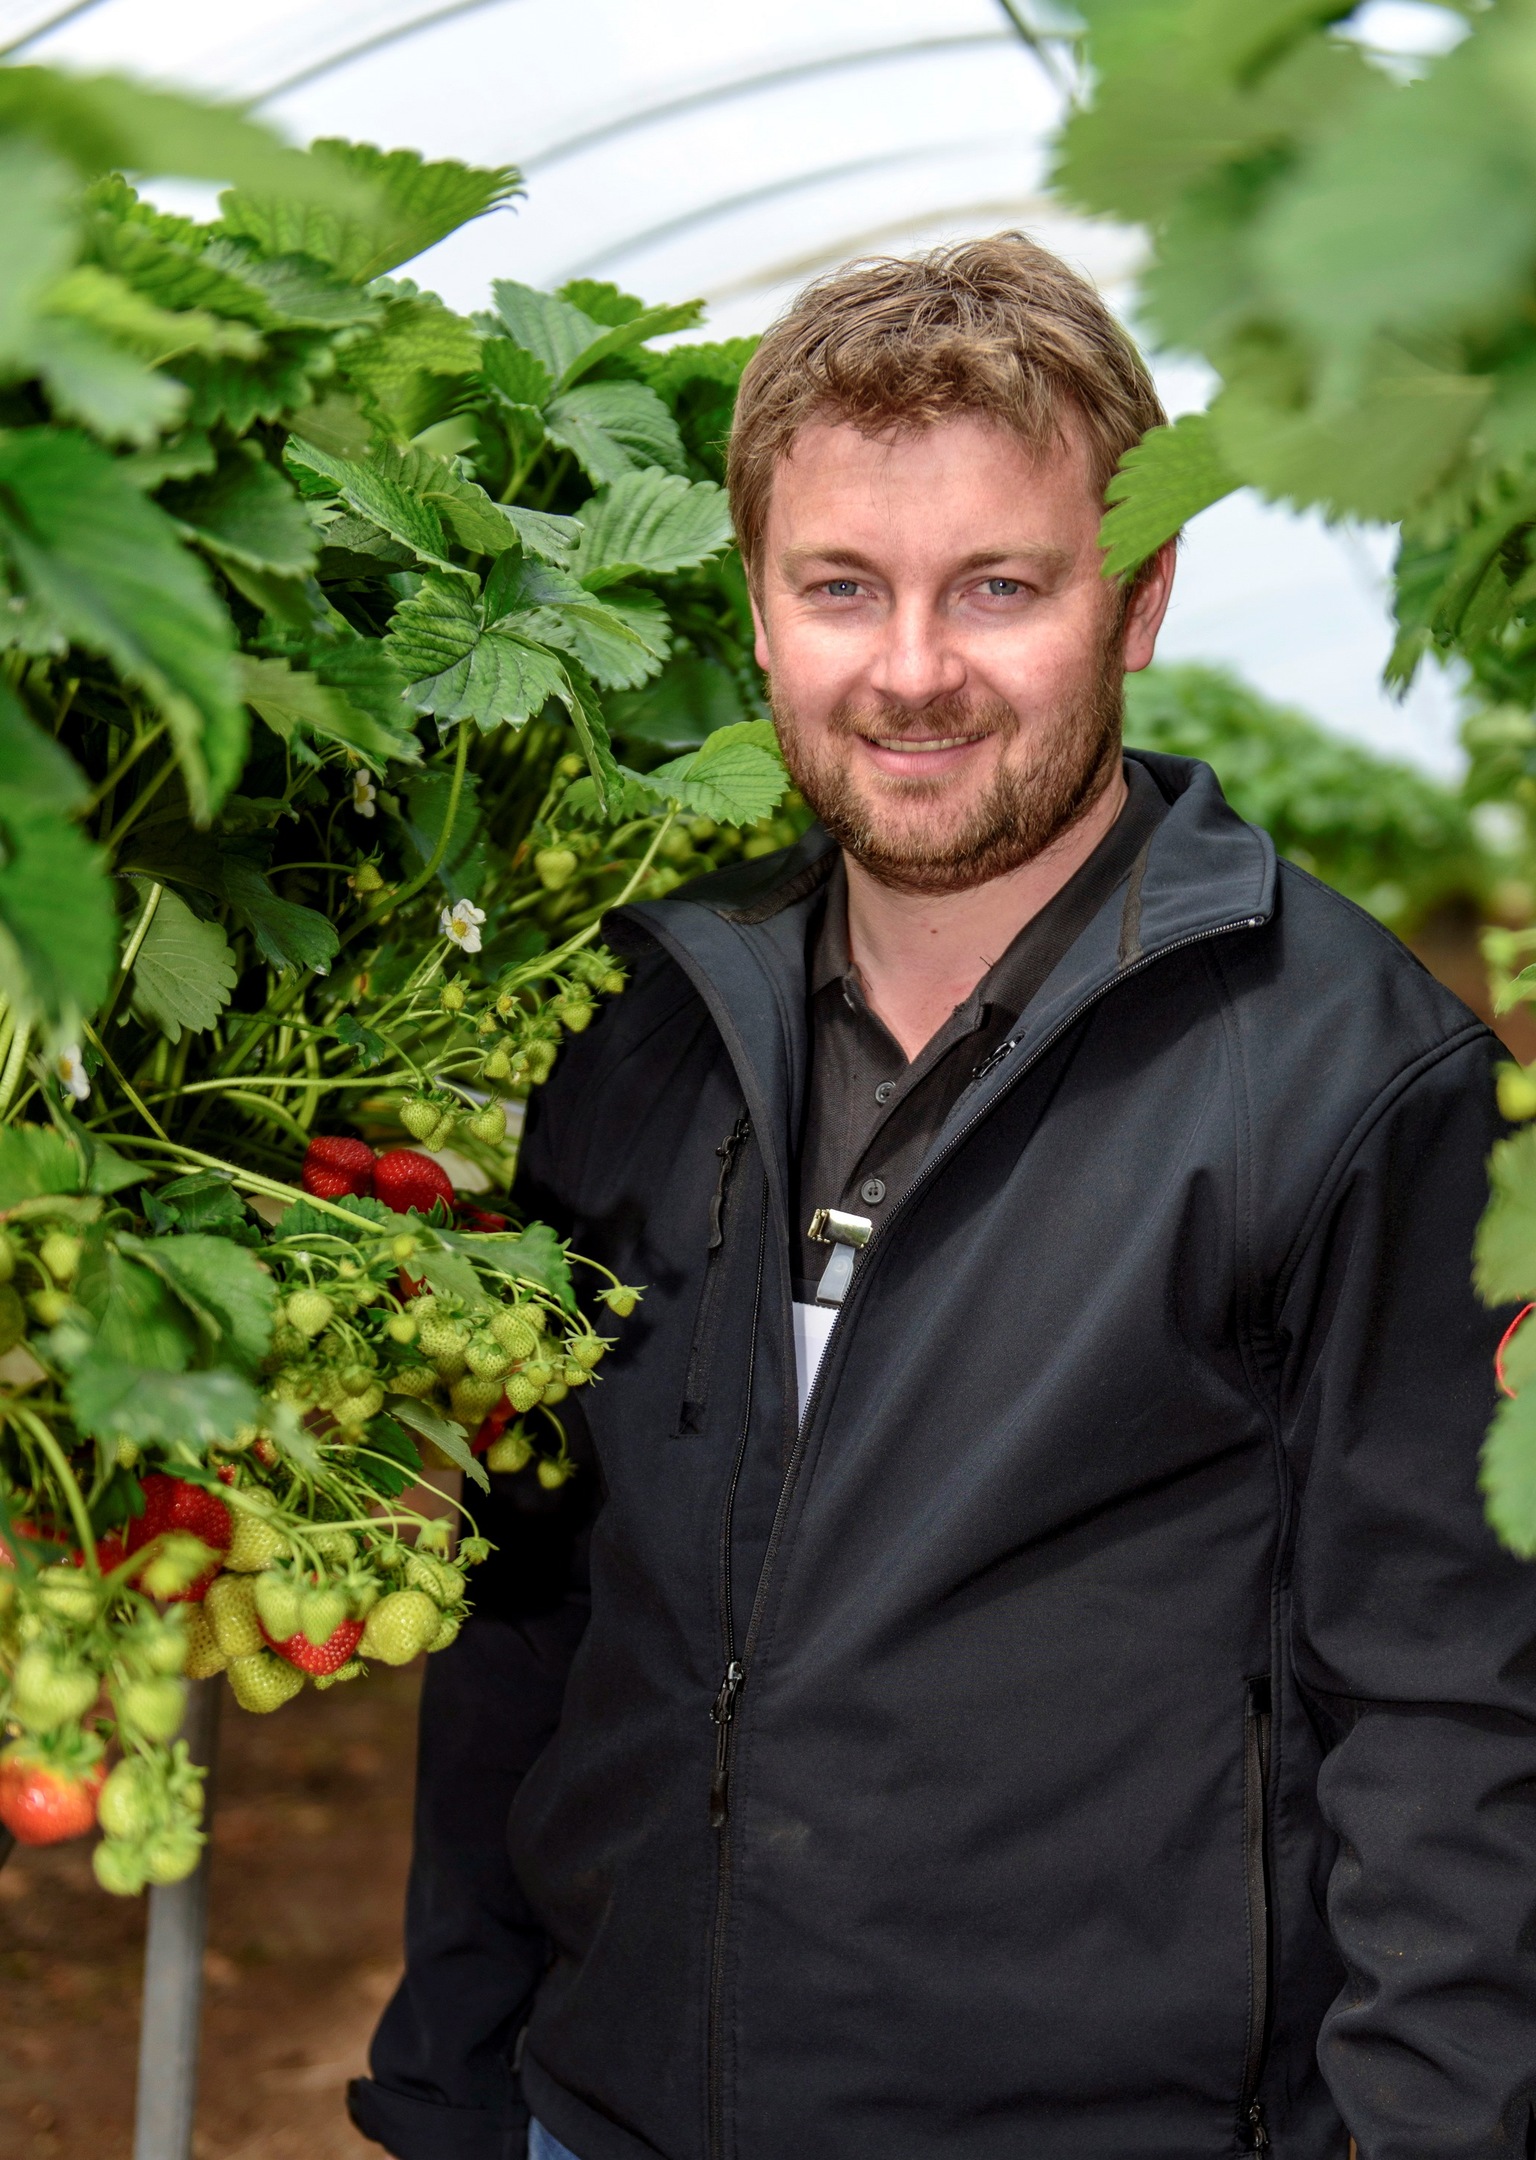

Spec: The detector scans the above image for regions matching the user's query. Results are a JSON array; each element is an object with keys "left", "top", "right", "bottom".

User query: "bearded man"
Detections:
[{"left": 351, "top": 236, "right": 1536, "bottom": 2160}]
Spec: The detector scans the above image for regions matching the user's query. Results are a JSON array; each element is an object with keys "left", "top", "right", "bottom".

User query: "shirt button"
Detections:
[
  {"left": 859, "top": 1176, "right": 887, "bottom": 1205},
  {"left": 874, "top": 1080, "right": 895, "bottom": 1105}
]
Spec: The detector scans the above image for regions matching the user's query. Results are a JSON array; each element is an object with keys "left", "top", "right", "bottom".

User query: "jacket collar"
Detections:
[{"left": 622, "top": 753, "right": 1275, "bottom": 1215}]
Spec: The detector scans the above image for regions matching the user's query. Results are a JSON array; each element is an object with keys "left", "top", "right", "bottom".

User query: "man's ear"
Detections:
[
  {"left": 749, "top": 577, "right": 770, "bottom": 673},
  {"left": 1121, "top": 539, "right": 1177, "bottom": 675}
]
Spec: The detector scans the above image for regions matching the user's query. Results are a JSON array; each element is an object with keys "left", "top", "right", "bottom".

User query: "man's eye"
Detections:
[
  {"left": 824, "top": 580, "right": 859, "bottom": 598},
  {"left": 983, "top": 578, "right": 1022, "bottom": 597}
]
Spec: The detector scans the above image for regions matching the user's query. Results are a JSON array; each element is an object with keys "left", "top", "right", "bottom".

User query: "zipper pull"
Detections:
[
  {"left": 708, "top": 1660, "right": 745, "bottom": 1828},
  {"left": 1244, "top": 2099, "right": 1268, "bottom": 2150},
  {"left": 708, "top": 1116, "right": 750, "bottom": 1251}
]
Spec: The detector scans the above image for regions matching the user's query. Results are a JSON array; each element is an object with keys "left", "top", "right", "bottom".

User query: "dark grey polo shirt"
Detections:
[{"left": 793, "top": 759, "right": 1168, "bottom": 1297}]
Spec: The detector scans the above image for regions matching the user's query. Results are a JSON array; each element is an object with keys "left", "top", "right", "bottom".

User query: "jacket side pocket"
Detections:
[{"left": 1239, "top": 1674, "right": 1272, "bottom": 2150}]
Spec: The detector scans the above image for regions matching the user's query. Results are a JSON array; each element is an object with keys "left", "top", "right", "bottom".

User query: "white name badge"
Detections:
[{"left": 792, "top": 1301, "right": 839, "bottom": 1419}]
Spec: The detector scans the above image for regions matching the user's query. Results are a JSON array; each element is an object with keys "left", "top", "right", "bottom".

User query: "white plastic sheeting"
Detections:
[{"left": 0, "top": 0, "right": 1467, "bottom": 769}]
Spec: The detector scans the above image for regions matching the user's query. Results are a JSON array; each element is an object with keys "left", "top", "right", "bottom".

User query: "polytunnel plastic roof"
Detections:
[{"left": 0, "top": 0, "right": 1472, "bottom": 773}]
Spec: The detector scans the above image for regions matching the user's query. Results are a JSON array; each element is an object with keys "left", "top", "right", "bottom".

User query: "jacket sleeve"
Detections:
[
  {"left": 1278, "top": 1029, "right": 1536, "bottom": 2158},
  {"left": 347, "top": 1466, "right": 594, "bottom": 2160},
  {"left": 350, "top": 1078, "right": 600, "bottom": 2160}
]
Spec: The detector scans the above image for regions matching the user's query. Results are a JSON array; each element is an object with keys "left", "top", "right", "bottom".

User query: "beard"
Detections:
[{"left": 770, "top": 645, "right": 1125, "bottom": 898}]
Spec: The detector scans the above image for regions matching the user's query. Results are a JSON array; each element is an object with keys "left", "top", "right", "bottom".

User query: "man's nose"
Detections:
[{"left": 867, "top": 599, "right": 966, "bottom": 707}]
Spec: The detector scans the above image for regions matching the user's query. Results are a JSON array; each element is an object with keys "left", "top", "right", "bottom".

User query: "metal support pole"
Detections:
[{"left": 132, "top": 1678, "right": 221, "bottom": 2160}]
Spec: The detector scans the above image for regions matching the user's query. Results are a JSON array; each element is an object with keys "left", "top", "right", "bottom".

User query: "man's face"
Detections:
[{"left": 750, "top": 412, "right": 1174, "bottom": 894}]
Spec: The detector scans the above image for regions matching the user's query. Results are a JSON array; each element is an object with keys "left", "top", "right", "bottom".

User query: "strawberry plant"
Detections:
[
  {"left": 0, "top": 71, "right": 790, "bottom": 1890},
  {"left": 1040, "top": 0, "right": 1536, "bottom": 1558}
]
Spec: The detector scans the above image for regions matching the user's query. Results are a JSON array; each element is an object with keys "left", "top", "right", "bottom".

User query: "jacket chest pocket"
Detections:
[{"left": 674, "top": 1113, "right": 751, "bottom": 1436}]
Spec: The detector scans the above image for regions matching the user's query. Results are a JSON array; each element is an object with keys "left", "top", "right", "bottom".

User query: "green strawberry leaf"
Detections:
[
  {"left": 1100, "top": 412, "right": 1238, "bottom": 580},
  {"left": 543, "top": 380, "right": 688, "bottom": 487},
  {"left": 127, "top": 885, "right": 237, "bottom": 1044},
  {"left": 0, "top": 1125, "right": 83, "bottom": 1209},
  {"left": 68, "top": 1353, "right": 260, "bottom": 1453},
  {"left": 118, "top": 1230, "right": 275, "bottom": 1374},
  {"left": 163, "top": 441, "right": 318, "bottom": 577},
  {"left": 220, "top": 859, "right": 338, "bottom": 977},
  {"left": 630, "top": 721, "right": 788, "bottom": 827},
  {"left": 570, "top": 468, "right": 734, "bottom": 588},
  {"left": 386, "top": 573, "right": 570, "bottom": 729},
  {"left": 385, "top": 1393, "right": 489, "bottom": 1490}
]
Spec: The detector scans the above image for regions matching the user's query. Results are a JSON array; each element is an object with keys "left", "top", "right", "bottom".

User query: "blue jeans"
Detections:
[{"left": 529, "top": 2123, "right": 581, "bottom": 2160}]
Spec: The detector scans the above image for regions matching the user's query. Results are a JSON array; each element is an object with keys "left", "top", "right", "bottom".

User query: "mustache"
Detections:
[{"left": 825, "top": 694, "right": 1018, "bottom": 744}]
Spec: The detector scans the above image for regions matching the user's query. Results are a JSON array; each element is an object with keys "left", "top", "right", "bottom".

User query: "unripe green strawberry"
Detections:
[
  {"left": 334, "top": 1384, "right": 385, "bottom": 1428},
  {"left": 115, "top": 1675, "right": 187, "bottom": 1743},
  {"left": 144, "top": 1828, "right": 203, "bottom": 1886},
  {"left": 388, "top": 1363, "right": 440, "bottom": 1398},
  {"left": 29, "top": 1287, "right": 71, "bottom": 1327},
  {"left": 428, "top": 1609, "right": 461, "bottom": 1653},
  {"left": 569, "top": 1334, "right": 607, "bottom": 1370},
  {"left": 226, "top": 1652, "right": 304, "bottom": 1714},
  {"left": 600, "top": 1285, "right": 642, "bottom": 1317},
  {"left": 13, "top": 1648, "right": 98, "bottom": 1729},
  {"left": 182, "top": 1608, "right": 226, "bottom": 1680},
  {"left": 39, "top": 1231, "right": 81, "bottom": 1284},
  {"left": 269, "top": 1323, "right": 307, "bottom": 1362},
  {"left": 37, "top": 1566, "right": 99, "bottom": 1624},
  {"left": 310, "top": 1529, "right": 356, "bottom": 1567},
  {"left": 93, "top": 1838, "right": 147, "bottom": 1896},
  {"left": 401, "top": 1096, "right": 439, "bottom": 1142},
  {"left": 440, "top": 982, "right": 466, "bottom": 1014},
  {"left": 300, "top": 1585, "right": 349, "bottom": 1648},
  {"left": 0, "top": 1282, "right": 23, "bottom": 1355},
  {"left": 205, "top": 1573, "right": 264, "bottom": 1659},
  {"left": 465, "top": 1333, "right": 512, "bottom": 1379},
  {"left": 98, "top": 1758, "right": 160, "bottom": 1842},
  {"left": 360, "top": 1589, "right": 440, "bottom": 1666},
  {"left": 450, "top": 1374, "right": 504, "bottom": 1423},
  {"left": 561, "top": 1363, "right": 590, "bottom": 1388},
  {"left": 598, "top": 970, "right": 626, "bottom": 997},
  {"left": 140, "top": 1533, "right": 216, "bottom": 1601},
  {"left": 489, "top": 1308, "right": 539, "bottom": 1361},
  {"left": 285, "top": 1290, "right": 334, "bottom": 1339},
  {"left": 482, "top": 1046, "right": 513, "bottom": 1082},
  {"left": 553, "top": 991, "right": 594, "bottom": 1034},
  {"left": 468, "top": 1102, "right": 506, "bottom": 1145},
  {"left": 391, "top": 1234, "right": 417, "bottom": 1263},
  {"left": 541, "top": 1379, "right": 569, "bottom": 1406},
  {"left": 404, "top": 1551, "right": 463, "bottom": 1605},
  {"left": 116, "top": 1438, "right": 140, "bottom": 1469},
  {"left": 524, "top": 1357, "right": 554, "bottom": 1388},
  {"left": 313, "top": 1659, "right": 365, "bottom": 1690},
  {"left": 418, "top": 1316, "right": 468, "bottom": 1362},
  {"left": 486, "top": 1425, "right": 534, "bottom": 1474},
  {"left": 341, "top": 1364, "right": 377, "bottom": 1397},
  {"left": 141, "top": 1615, "right": 190, "bottom": 1676},
  {"left": 350, "top": 860, "right": 384, "bottom": 894},
  {"left": 427, "top": 1113, "right": 457, "bottom": 1150},
  {"left": 537, "top": 1457, "right": 573, "bottom": 1491},
  {"left": 527, "top": 1042, "right": 557, "bottom": 1085},
  {"left": 505, "top": 1374, "right": 541, "bottom": 1413},
  {"left": 224, "top": 1513, "right": 289, "bottom": 1575},
  {"left": 386, "top": 1313, "right": 417, "bottom": 1344},
  {"left": 534, "top": 846, "right": 578, "bottom": 890},
  {"left": 0, "top": 1229, "right": 15, "bottom": 1282},
  {"left": 253, "top": 1570, "right": 302, "bottom": 1641}
]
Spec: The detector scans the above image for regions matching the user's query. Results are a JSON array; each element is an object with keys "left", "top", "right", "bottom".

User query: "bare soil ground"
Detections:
[{"left": 0, "top": 1660, "right": 422, "bottom": 2160}]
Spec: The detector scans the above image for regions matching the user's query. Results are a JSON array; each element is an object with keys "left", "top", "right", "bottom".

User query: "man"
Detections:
[{"left": 350, "top": 236, "right": 1536, "bottom": 2160}]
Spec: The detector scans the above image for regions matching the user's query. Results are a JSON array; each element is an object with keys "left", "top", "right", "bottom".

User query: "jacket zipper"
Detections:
[
  {"left": 706, "top": 1181, "right": 767, "bottom": 2160},
  {"left": 678, "top": 1114, "right": 752, "bottom": 1433},
  {"left": 703, "top": 909, "right": 1265, "bottom": 2160},
  {"left": 1240, "top": 1675, "right": 1273, "bottom": 2150}
]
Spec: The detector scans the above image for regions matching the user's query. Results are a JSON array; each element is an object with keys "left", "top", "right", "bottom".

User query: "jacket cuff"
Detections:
[{"left": 346, "top": 2076, "right": 527, "bottom": 2160}]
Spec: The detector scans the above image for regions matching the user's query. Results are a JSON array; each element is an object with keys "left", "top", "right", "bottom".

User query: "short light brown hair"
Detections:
[{"left": 727, "top": 232, "right": 1165, "bottom": 580}]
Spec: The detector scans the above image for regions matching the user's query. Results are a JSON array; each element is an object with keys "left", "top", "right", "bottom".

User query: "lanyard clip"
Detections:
[{"left": 807, "top": 1207, "right": 872, "bottom": 1306}]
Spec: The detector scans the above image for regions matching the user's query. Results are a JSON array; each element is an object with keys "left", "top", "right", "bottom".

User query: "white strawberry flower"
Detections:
[
  {"left": 351, "top": 770, "right": 378, "bottom": 818},
  {"left": 440, "top": 899, "right": 486, "bottom": 955},
  {"left": 54, "top": 1044, "right": 90, "bottom": 1103}
]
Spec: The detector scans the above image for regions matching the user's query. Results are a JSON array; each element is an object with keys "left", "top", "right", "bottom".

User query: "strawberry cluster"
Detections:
[{"left": 301, "top": 1135, "right": 457, "bottom": 1216}]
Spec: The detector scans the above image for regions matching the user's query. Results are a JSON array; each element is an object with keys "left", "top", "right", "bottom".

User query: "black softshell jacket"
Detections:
[{"left": 351, "top": 754, "right": 1536, "bottom": 2160}]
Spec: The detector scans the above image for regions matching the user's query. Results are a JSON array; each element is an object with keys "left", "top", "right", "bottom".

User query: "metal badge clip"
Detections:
[{"left": 807, "top": 1207, "right": 872, "bottom": 1306}]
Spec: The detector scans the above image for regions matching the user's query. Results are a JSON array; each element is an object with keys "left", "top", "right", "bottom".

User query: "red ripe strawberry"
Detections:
[
  {"left": 126, "top": 1475, "right": 233, "bottom": 1602},
  {"left": 456, "top": 1202, "right": 508, "bottom": 1234},
  {"left": 0, "top": 1744, "right": 105, "bottom": 1846},
  {"left": 259, "top": 1617, "right": 365, "bottom": 1676},
  {"left": 373, "top": 1149, "right": 455, "bottom": 1217},
  {"left": 302, "top": 1135, "right": 376, "bottom": 1201},
  {"left": 472, "top": 1393, "right": 515, "bottom": 1455}
]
